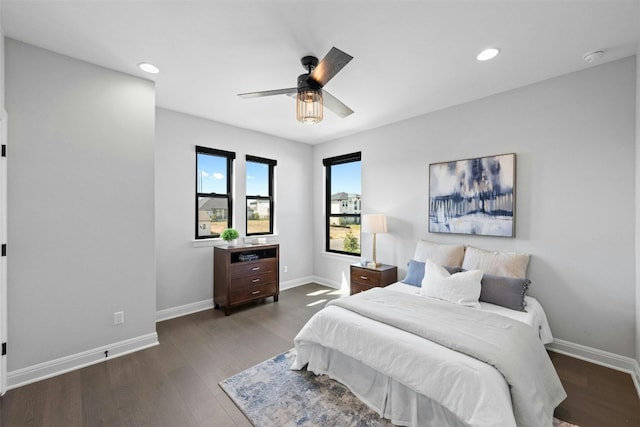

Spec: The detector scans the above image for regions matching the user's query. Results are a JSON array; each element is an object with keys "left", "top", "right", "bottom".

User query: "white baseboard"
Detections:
[
  {"left": 280, "top": 275, "right": 317, "bottom": 291},
  {"left": 281, "top": 275, "right": 343, "bottom": 290},
  {"left": 7, "top": 332, "right": 159, "bottom": 391},
  {"left": 156, "top": 298, "right": 214, "bottom": 322},
  {"left": 155, "top": 277, "right": 342, "bottom": 323},
  {"left": 546, "top": 338, "right": 640, "bottom": 398},
  {"left": 308, "top": 275, "right": 342, "bottom": 289}
]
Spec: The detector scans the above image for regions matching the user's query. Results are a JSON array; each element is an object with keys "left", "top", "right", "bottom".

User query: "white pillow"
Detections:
[
  {"left": 462, "top": 246, "right": 530, "bottom": 279},
  {"left": 421, "top": 259, "right": 482, "bottom": 308},
  {"left": 413, "top": 240, "right": 465, "bottom": 267}
]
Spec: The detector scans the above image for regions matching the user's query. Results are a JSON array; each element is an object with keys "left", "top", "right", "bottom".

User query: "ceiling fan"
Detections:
[{"left": 238, "top": 47, "right": 354, "bottom": 124}]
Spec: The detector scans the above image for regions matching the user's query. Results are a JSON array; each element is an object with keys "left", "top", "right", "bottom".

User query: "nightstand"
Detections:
[{"left": 350, "top": 263, "right": 398, "bottom": 295}]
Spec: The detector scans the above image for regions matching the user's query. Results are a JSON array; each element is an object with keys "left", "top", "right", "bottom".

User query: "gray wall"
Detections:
[
  {"left": 6, "top": 40, "right": 157, "bottom": 370},
  {"left": 636, "top": 53, "right": 640, "bottom": 366},
  {"left": 0, "top": 17, "right": 4, "bottom": 107},
  {"left": 155, "top": 108, "right": 314, "bottom": 313},
  {"left": 313, "top": 57, "right": 637, "bottom": 358}
]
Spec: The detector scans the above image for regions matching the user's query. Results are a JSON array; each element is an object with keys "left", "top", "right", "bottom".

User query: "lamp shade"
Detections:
[{"left": 362, "top": 214, "right": 388, "bottom": 234}]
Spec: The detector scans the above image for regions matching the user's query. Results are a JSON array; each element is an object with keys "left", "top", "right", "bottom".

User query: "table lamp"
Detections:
[{"left": 362, "top": 214, "right": 387, "bottom": 267}]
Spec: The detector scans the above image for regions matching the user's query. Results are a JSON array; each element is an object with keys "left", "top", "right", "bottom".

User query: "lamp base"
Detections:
[{"left": 366, "top": 261, "right": 381, "bottom": 268}]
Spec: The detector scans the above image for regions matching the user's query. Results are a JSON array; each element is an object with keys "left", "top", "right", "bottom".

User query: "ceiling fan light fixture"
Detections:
[{"left": 296, "top": 88, "right": 323, "bottom": 124}]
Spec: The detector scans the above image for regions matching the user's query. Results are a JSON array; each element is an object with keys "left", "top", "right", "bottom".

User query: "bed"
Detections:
[{"left": 291, "top": 241, "right": 566, "bottom": 427}]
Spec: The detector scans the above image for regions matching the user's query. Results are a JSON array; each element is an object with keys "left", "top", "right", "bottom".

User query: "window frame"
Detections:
[
  {"left": 323, "top": 152, "right": 362, "bottom": 256},
  {"left": 195, "top": 146, "right": 235, "bottom": 239},
  {"left": 245, "top": 155, "right": 277, "bottom": 236}
]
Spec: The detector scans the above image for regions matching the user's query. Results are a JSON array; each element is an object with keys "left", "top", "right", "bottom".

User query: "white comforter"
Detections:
[
  {"left": 292, "top": 284, "right": 564, "bottom": 427},
  {"left": 388, "top": 282, "right": 554, "bottom": 344}
]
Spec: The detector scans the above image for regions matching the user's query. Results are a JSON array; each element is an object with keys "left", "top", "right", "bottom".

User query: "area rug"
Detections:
[{"left": 219, "top": 350, "right": 578, "bottom": 427}]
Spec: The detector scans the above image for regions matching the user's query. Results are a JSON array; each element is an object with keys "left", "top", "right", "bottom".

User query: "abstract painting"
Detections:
[{"left": 429, "top": 153, "right": 515, "bottom": 237}]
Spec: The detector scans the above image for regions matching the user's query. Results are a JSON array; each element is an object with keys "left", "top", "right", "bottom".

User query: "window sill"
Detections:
[
  {"left": 321, "top": 251, "right": 360, "bottom": 262},
  {"left": 192, "top": 238, "right": 222, "bottom": 248},
  {"left": 192, "top": 234, "right": 279, "bottom": 248}
]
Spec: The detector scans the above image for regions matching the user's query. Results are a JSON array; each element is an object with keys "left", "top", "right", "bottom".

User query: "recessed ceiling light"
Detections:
[
  {"left": 138, "top": 62, "right": 160, "bottom": 74},
  {"left": 477, "top": 48, "right": 500, "bottom": 61}
]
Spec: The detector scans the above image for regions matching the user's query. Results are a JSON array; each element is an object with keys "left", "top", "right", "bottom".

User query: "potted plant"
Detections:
[{"left": 221, "top": 228, "right": 239, "bottom": 246}]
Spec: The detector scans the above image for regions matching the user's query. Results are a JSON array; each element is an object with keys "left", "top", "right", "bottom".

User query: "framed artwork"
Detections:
[{"left": 429, "top": 153, "right": 516, "bottom": 237}]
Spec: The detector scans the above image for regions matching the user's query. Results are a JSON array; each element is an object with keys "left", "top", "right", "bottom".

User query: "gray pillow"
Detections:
[{"left": 479, "top": 273, "right": 530, "bottom": 311}]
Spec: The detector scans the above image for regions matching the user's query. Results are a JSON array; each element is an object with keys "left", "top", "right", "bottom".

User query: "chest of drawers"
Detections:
[{"left": 214, "top": 244, "right": 279, "bottom": 315}]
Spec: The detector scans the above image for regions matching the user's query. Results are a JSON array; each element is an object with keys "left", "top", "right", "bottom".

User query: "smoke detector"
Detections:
[{"left": 583, "top": 50, "right": 604, "bottom": 64}]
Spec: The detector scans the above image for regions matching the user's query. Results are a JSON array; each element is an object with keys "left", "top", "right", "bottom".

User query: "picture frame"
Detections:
[{"left": 429, "top": 153, "right": 516, "bottom": 237}]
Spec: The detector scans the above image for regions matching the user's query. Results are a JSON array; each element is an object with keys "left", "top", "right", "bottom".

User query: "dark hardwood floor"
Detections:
[{"left": 1, "top": 283, "right": 638, "bottom": 427}]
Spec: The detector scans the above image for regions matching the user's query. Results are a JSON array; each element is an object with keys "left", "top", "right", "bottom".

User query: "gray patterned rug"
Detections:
[{"left": 219, "top": 349, "right": 578, "bottom": 427}]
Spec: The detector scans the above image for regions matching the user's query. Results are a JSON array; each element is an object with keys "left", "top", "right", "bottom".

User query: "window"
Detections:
[
  {"left": 246, "top": 155, "right": 276, "bottom": 235},
  {"left": 196, "top": 146, "right": 235, "bottom": 239},
  {"left": 324, "top": 152, "right": 361, "bottom": 255}
]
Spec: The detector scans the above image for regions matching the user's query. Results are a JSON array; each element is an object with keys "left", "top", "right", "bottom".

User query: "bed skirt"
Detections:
[{"left": 302, "top": 344, "right": 470, "bottom": 427}]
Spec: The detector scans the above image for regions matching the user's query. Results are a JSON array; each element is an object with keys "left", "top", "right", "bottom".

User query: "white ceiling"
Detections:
[{"left": 2, "top": 1, "right": 639, "bottom": 144}]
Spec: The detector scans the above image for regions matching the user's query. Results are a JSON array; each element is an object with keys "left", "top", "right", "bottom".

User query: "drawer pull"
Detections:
[
  {"left": 252, "top": 267, "right": 260, "bottom": 271},
  {"left": 251, "top": 290, "right": 261, "bottom": 295},
  {"left": 360, "top": 276, "right": 368, "bottom": 280},
  {"left": 252, "top": 278, "right": 261, "bottom": 283}
]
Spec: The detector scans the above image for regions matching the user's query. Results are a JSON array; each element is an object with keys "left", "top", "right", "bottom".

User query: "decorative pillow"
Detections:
[
  {"left": 402, "top": 259, "right": 425, "bottom": 287},
  {"left": 462, "top": 246, "right": 530, "bottom": 279},
  {"left": 413, "top": 240, "right": 465, "bottom": 267},
  {"left": 402, "top": 260, "right": 461, "bottom": 287},
  {"left": 480, "top": 273, "right": 530, "bottom": 311},
  {"left": 421, "top": 260, "right": 482, "bottom": 308}
]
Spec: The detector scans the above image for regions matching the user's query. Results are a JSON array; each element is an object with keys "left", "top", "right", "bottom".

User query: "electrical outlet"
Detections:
[
  {"left": 113, "top": 311, "right": 124, "bottom": 325},
  {"left": 284, "top": 265, "right": 288, "bottom": 273}
]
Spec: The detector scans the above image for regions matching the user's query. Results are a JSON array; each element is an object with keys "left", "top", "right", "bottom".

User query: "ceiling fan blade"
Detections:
[
  {"left": 238, "top": 88, "right": 297, "bottom": 99},
  {"left": 323, "top": 90, "right": 354, "bottom": 118},
  {"left": 309, "top": 47, "right": 353, "bottom": 87}
]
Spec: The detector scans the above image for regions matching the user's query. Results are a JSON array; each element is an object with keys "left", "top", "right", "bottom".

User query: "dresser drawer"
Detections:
[
  {"left": 231, "top": 271, "right": 277, "bottom": 289},
  {"left": 231, "top": 258, "right": 277, "bottom": 279},
  {"left": 351, "top": 267, "right": 382, "bottom": 286},
  {"left": 230, "top": 283, "right": 277, "bottom": 304}
]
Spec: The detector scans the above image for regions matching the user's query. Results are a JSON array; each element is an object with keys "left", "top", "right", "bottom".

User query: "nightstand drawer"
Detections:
[
  {"left": 351, "top": 267, "right": 382, "bottom": 286},
  {"left": 351, "top": 282, "right": 376, "bottom": 295}
]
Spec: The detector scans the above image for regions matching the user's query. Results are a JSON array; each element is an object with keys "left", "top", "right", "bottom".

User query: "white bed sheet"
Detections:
[{"left": 293, "top": 284, "right": 557, "bottom": 427}]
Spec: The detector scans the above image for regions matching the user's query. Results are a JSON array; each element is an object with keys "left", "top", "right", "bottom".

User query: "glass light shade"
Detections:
[{"left": 296, "top": 89, "right": 323, "bottom": 124}]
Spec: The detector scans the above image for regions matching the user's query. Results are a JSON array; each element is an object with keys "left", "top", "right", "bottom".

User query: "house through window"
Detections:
[
  {"left": 246, "top": 155, "right": 276, "bottom": 236},
  {"left": 324, "top": 152, "right": 362, "bottom": 255},
  {"left": 196, "top": 146, "right": 235, "bottom": 239}
]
